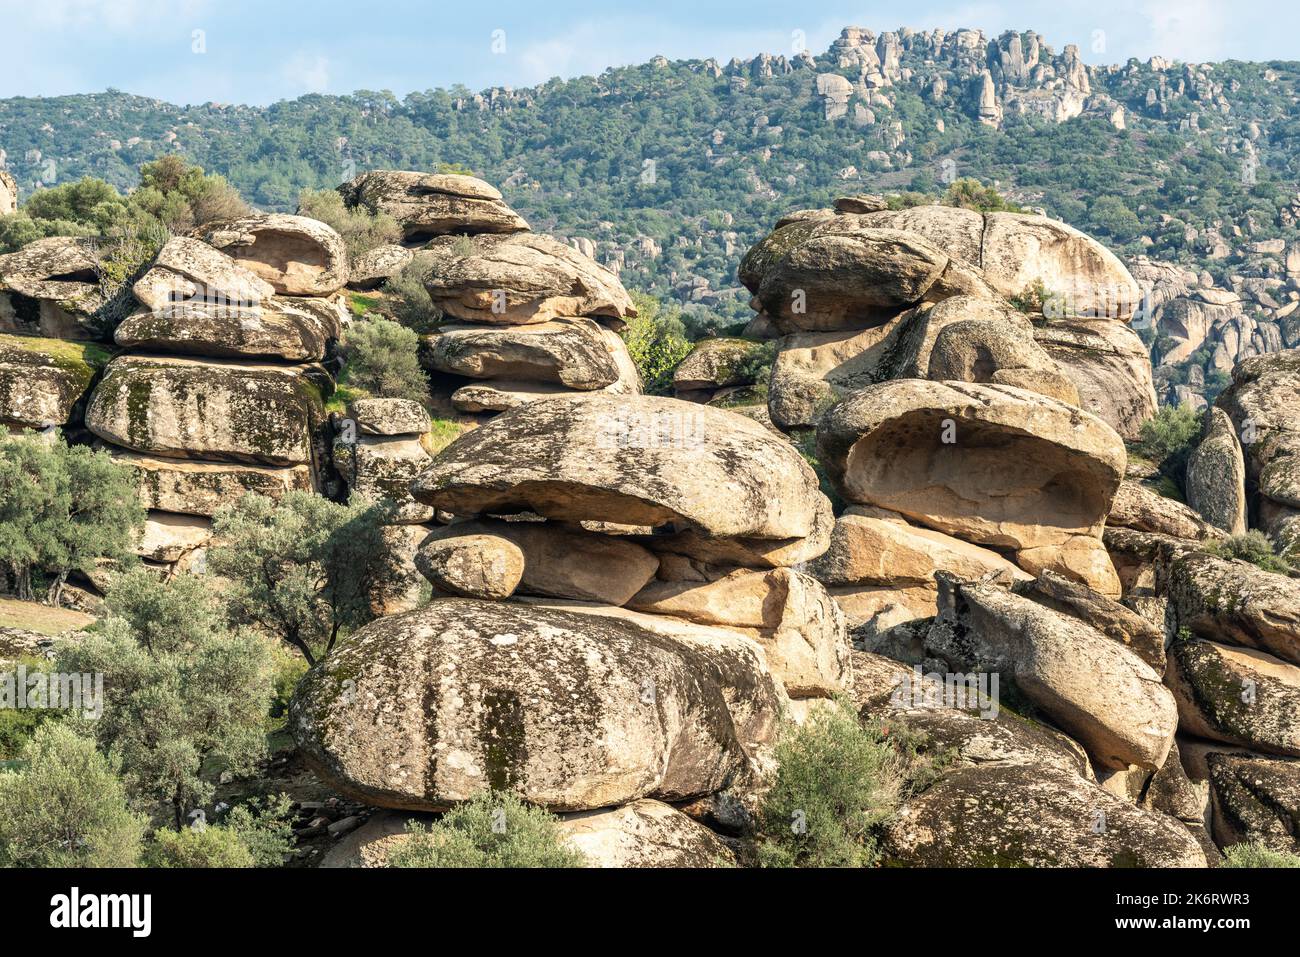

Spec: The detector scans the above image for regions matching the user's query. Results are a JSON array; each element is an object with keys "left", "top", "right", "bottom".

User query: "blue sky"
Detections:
[{"left": 1, "top": 0, "right": 1296, "bottom": 105}]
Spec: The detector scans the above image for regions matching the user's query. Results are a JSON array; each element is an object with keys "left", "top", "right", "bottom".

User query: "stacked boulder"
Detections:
[
  {"left": 335, "top": 170, "right": 640, "bottom": 416},
  {"left": 291, "top": 392, "right": 850, "bottom": 860},
  {"left": 82, "top": 218, "right": 349, "bottom": 572},
  {"left": 740, "top": 198, "right": 1156, "bottom": 440}
]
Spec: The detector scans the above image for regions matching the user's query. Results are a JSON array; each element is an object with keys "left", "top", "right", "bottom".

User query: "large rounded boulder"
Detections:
[
  {"left": 289, "top": 598, "right": 783, "bottom": 811},
  {"left": 413, "top": 393, "right": 829, "bottom": 544},
  {"left": 338, "top": 170, "right": 529, "bottom": 241}
]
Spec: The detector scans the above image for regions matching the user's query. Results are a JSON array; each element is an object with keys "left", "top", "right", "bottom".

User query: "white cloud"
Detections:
[
  {"left": 1141, "top": 0, "right": 1230, "bottom": 63},
  {"left": 282, "top": 53, "right": 332, "bottom": 94}
]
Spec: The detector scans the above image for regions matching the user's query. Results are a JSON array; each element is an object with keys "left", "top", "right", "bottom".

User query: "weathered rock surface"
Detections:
[
  {"left": 423, "top": 518, "right": 659, "bottom": 607},
  {"left": 113, "top": 450, "right": 313, "bottom": 516},
  {"left": 0, "top": 334, "right": 103, "bottom": 428},
  {"left": 333, "top": 434, "right": 434, "bottom": 524},
  {"left": 347, "top": 244, "right": 415, "bottom": 290},
  {"left": 1218, "top": 351, "right": 1300, "bottom": 559},
  {"left": 928, "top": 577, "right": 1178, "bottom": 770},
  {"left": 0, "top": 237, "right": 106, "bottom": 339},
  {"left": 807, "top": 505, "right": 1029, "bottom": 587},
  {"left": 136, "top": 511, "right": 213, "bottom": 563},
  {"left": 1167, "top": 639, "right": 1300, "bottom": 757},
  {"left": 86, "top": 355, "right": 326, "bottom": 466},
  {"left": 817, "top": 379, "right": 1126, "bottom": 553},
  {"left": 1186, "top": 407, "right": 1249, "bottom": 536},
  {"left": 198, "top": 214, "right": 348, "bottom": 296},
  {"left": 349, "top": 397, "right": 429, "bottom": 437},
  {"left": 0, "top": 172, "right": 15, "bottom": 216},
  {"left": 421, "top": 233, "right": 633, "bottom": 325},
  {"left": 423, "top": 318, "right": 620, "bottom": 390},
  {"left": 339, "top": 170, "right": 529, "bottom": 240},
  {"left": 1163, "top": 551, "right": 1300, "bottom": 666},
  {"left": 557, "top": 800, "right": 738, "bottom": 867},
  {"left": 627, "top": 566, "right": 850, "bottom": 697},
  {"left": 290, "top": 598, "right": 782, "bottom": 811},
  {"left": 673, "top": 338, "right": 768, "bottom": 394},
  {"left": 131, "top": 236, "right": 275, "bottom": 312},
  {"left": 927, "top": 318, "right": 1080, "bottom": 405},
  {"left": 1014, "top": 570, "right": 1166, "bottom": 672},
  {"left": 1107, "top": 477, "right": 1220, "bottom": 541},
  {"left": 754, "top": 227, "right": 994, "bottom": 332},
  {"left": 882, "top": 763, "right": 1206, "bottom": 867},
  {"left": 115, "top": 300, "right": 333, "bottom": 362},
  {"left": 767, "top": 318, "right": 908, "bottom": 430},
  {"left": 1032, "top": 320, "right": 1157, "bottom": 439},
  {"left": 414, "top": 533, "right": 525, "bottom": 600},
  {"left": 1205, "top": 751, "right": 1300, "bottom": 852},
  {"left": 414, "top": 394, "right": 827, "bottom": 544}
]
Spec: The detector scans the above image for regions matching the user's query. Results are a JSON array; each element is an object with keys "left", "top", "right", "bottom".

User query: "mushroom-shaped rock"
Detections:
[
  {"left": 755, "top": 227, "right": 995, "bottom": 332},
  {"left": 928, "top": 577, "right": 1178, "bottom": 771},
  {"left": 422, "top": 518, "right": 659, "bottom": 607},
  {"left": 421, "top": 233, "right": 633, "bottom": 325},
  {"left": 557, "top": 799, "right": 738, "bottom": 867},
  {"left": 422, "top": 318, "right": 620, "bottom": 390},
  {"left": 0, "top": 237, "right": 107, "bottom": 339},
  {"left": 85, "top": 355, "right": 326, "bottom": 466},
  {"left": 198, "top": 214, "right": 348, "bottom": 296},
  {"left": 289, "top": 598, "right": 783, "bottom": 811},
  {"left": 414, "top": 533, "right": 524, "bottom": 599},
  {"left": 0, "top": 334, "right": 106, "bottom": 429},
  {"left": 1167, "top": 639, "right": 1300, "bottom": 758},
  {"left": 413, "top": 394, "right": 828, "bottom": 544},
  {"left": 817, "top": 379, "right": 1127, "bottom": 551},
  {"left": 338, "top": 170, "right": 529, "bottom": 241}
]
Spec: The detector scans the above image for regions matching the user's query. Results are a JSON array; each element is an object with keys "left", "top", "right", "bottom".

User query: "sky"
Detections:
[{"left": 1, "top": 0, "right": 1297, "bottom": 106}]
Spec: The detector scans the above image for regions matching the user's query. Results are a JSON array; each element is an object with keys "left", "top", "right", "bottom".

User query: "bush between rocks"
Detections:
[
  {"left": 755, "top": 699, "right": 939, "bottom": 868},
  {"left": 387, "top": 791, "right": 586, "bottom": 869},
  {"left": 1223, "top": 842, "right": 1300, "bottom": 868}
]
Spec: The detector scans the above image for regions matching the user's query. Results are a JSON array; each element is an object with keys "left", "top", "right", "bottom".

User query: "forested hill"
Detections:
[{"left": 3, "top": 26, "right": 1300, "bottom": 325}]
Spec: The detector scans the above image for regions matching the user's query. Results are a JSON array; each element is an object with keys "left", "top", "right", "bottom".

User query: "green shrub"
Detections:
[
  {"left": 380, "top": 258, "right": 442, "bottom": 333},
  {"left": 338, "top": 318, "right": 430, "bottom": 407},
  {"left": 58, "top": 573, "right": 276, "bottom": 828},
  {"left": 1206, "top": 530, "right": 1294, "bottom": 575},
  {"left": 0, "top": 723, "right": 145, "bottom": 867},
  {"left": 1223, "top": 841, "right": 1300, "bottom": 868},
  {"left": 755, "top": 699, "right": 931, "bottom": 868},
  {"left": 297, "top": 188, "right": 402, "bottom": 259},
  {"left": 1133, "top": 404, "right": 1204, "bottom": 479},
  {"left": 624, "top": 292, "right": 692, "bottom": 395},
  {"left": 0, "top": 432, "right": 145, "bottom": 603},
  {"left": 0, "top": 655, "right": 58, "bottom": 761},
  {"left": 144, "top": 794, "right": 294, "bottom": 867},
  {"left": 387, "top": 791, "right": 586, "bottom": 868}
]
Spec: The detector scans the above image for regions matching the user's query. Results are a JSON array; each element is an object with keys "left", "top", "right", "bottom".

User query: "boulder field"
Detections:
[{"left": 4, "top": 170, "right": 1300, "bottom": 867}]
